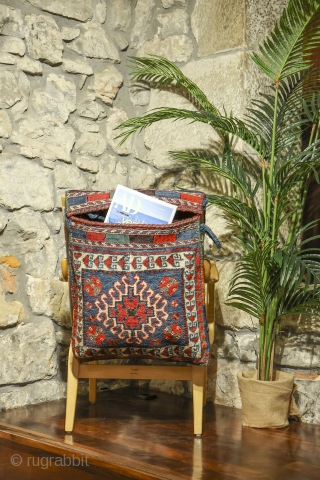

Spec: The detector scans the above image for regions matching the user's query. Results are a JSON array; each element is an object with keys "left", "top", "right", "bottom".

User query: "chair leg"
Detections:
[
  {"left": 192, "top": 366, "right": 205, "bottom": 436},
  {"left": 203, "top": 367, "right": 207, "bottom": 406},
  {"left": 89, "top": 361, "right": 97, "bottom": 403},
  {"left": 65, "top": 345, "right": 79, "bottom": 433}
]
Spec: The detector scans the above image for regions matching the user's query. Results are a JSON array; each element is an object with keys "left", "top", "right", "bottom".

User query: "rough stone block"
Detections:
[
  {"left": 89, "top": 65, "right": 123, "bottom": 105},
  {"left": 61, "top": 27, "right": 80, "bottom": 41},
  {"left": 106, "top": 0, "right": 131, "bottom": 32},
  {"left": 157, "top": 9, "right": 189, "bottom": 38},
  {"left": 10, "top": 117, "right": 75, "bottom": 163},
  {"left": 138, "top": 34, "right": 193, "bottom": 63},
  {"left": 0, "top": 209, "right": 59, "bottom": 281},
  {"left": 0, "top": 265, "right": 17, "bottom": 294},
  {"left": 75, "top": 156, "right": 99, "bottom": 173},
  {"left": 93, "top": 0, "right": 107, "bottom": 24},
  {"left": 212, "top": 325, "right": 258, "bottom": 363},
  {"left": 204, "top": 204, "right": 242, "bottom": 257},
  {"left": 280, "top": 313, "right": 320, "bottom": 334},
  {"left": 27, "top": 277, "right": 70, "bottom": 328},
  {"left": 127, "top": 160, "right": 160, "bottom": 190},
  {"left": 55, "top": 329, "right": 71, "bottom": 346},
  {"left": 25, "top": 238, "right": 58, "bottom": 280},
  {"left": 73, "top": 119, "right": 99, "bottom": 134},
  {"left": 149, "top": 379, "right": 186, "bottom": 396},
  {"left": 0, "top": 318, "right": 58, "bottom": 384},
  {"left": 68, "top": 22, "right": 120, "bottom": 62},
  {"left": 25, "top": 0, "right": 93, "bottom": 22},
  {"left": 2, "top": 210, "right": 50, "bottom": 250},
  {"left": 0, "top": 379, "right": 66, "bottom": 410},
  {"left": 0, "top": 52, "right": 16, "bottom": 65},
  {"left": 75, "top": 132, "right": 107, "bottom": 157},
  {"left": 62, "top": 57, "right": 93, "bottom": 76},
  {"left": 191, "top": 0, "right": 245, "bottom": 56},
  {"left": 245, "top": 0, "right": 289, "bottom": 50},
  {"left": 131, "top": 0, "right": 155, "bottom": 49},
  {"left": 0, "top": 36, "right": 25, "bottom": 56},
  {"left": 0, "top": 110, "right": 12, "bottom": 138},
  {"left": 106, "top": 108, "right": 132, "bottom": 155},
  {"left": 0, "top": 5, "right": 24, "bottom": 38},
  {"left": 43, "top": 212, "right": 61, "bottom": 235},
  {"left": 16, "top": 56, "right": 43, "bottom": 75},
  {"left": 24, "top": 14, "right": 63, "bottom": 65},
  {"left": 0, "top": 71, "right": 23, "bottom": 109},
  {"left": 214, "top": 260, "right": 259, "bottom": 329},
  {"left": 294, "top": 378, "right": 320, "bottom": 424},
  {"left": 0, "top": 155, "right": 54, "bottom": 211},
  {"left": 275, "top": 333, "right": 320, "bottom": 370},
  {"left": 129, "top": 83, "right": 150, "bottom": 107},
  {"left": 78, "top": 100, "right": 107, "bottom": 121},
  {"left": 32, "top": 74, "right": 76, "bottom": 125},
  {"left": 206, "top": 358, "right": 256, "bottom": 408},
  {"left": 54, "top": 163, "right": 88, "bottom": 189},
  {"left": 95, "top": 155, "right": 128, "bottom": 190},
  {"left": 0, "top": 284, "right": 23, "bottom": 328}
]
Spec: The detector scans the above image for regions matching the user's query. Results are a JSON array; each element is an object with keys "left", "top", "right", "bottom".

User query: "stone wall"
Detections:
[{"left": 0, "top": 0, "right": 319, "bottom": 423}]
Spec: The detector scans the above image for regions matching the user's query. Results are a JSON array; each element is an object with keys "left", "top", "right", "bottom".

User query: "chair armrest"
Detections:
[
  {"left": 203, "top": 259, "right": 219, "bottom": 284},
  {"left": 203, "top": 259, "right": 219, "bottom": 345},
  {"left": 60, "top": 258, "right": 69, "bottom": 282}
]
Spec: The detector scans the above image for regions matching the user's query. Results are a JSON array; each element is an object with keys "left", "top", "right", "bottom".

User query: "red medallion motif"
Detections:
[
  {"left": 158, "top": 276, "right": 179, "bottom": 296},
  {"left": 163, "top": 324, "right": 183, "bottom": 342},
  {"left": 94, "top": 274, "right": 168, "bottom": 345},
  {"left": 87, "top": 325, "right": 107, "bottom": 345},
  {"left": 84, "top": 276, "right": 102, "bottom": 296},
  {"left": 96, "top": 333, "right": 106, "bottom": 344},
  {"left": 88, "top": 325, "right": 97, "bottom": 335},
  {"left": 111, "top": 295, "right": 150, "bottom": 330}
]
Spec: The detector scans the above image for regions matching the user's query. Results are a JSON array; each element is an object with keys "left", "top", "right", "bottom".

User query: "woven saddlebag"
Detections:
[{"left": 65, "top": 189, "right": 220, "bottom": 365}]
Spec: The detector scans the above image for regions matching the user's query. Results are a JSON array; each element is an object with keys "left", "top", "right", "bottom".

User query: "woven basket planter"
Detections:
[{"left": 237, "top": 370, "right": 300, "bottom": 428}]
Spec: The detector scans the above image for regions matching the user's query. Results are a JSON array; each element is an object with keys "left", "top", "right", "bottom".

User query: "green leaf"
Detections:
[
  {"left": 117, "top": 108, "right": 266, "bottom": 156},
  {"left": 251, "top": 0, "right": 320, "bottom": 80},
  {"left": 169, "top": 147, "right": 260, "bottom": 202},
  {"left": 127, "top": 55, "right": 220, "bottom": 116}
]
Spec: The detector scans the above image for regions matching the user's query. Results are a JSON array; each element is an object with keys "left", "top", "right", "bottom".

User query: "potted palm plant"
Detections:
[{"left": 117, "top": 0, "right": 320, "bottom": 427}]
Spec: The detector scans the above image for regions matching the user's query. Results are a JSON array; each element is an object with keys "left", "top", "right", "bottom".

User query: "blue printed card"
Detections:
[{"left": 104, "top": 185, "right": 177, "bottom": 225}]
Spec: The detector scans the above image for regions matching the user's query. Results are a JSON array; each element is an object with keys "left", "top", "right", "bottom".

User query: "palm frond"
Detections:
[
  {"left": 127, "top": 55, "right": 220, "bottom": 116},
  {"left": 303, "top": 92, "right": 320, "bottom": 124},
  {"left": 116, "top": 107, "right": 204, "bottom": 145},
  {"left": 116, "top": 108, "right": 267, "bottom": 156},
  {"left": 227, "top": 242, "right": 278, "bottom": 318},
  {"left": 281, "top": 290, "right": 320, "bottom": 316},
  {"left": 251, "top": 0, "right": 320, "bottom": 80},
  {"left": 274, "top": 141, "right": 320, "bottom": 195},
  {"left": 169, "top": 147, "right": 260, "bottom": 202},
  {"left": 205, "top": 193, "right": 265, "bottom": 245},
  {"left": 276, "top": 228, "right": 320, "bottom": 298},
  {"left": 246, "top": 70, "right": 320, "bottom": 159},
  {"left": 278, "top": 237, "right": 320, "bottom": 317}
]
